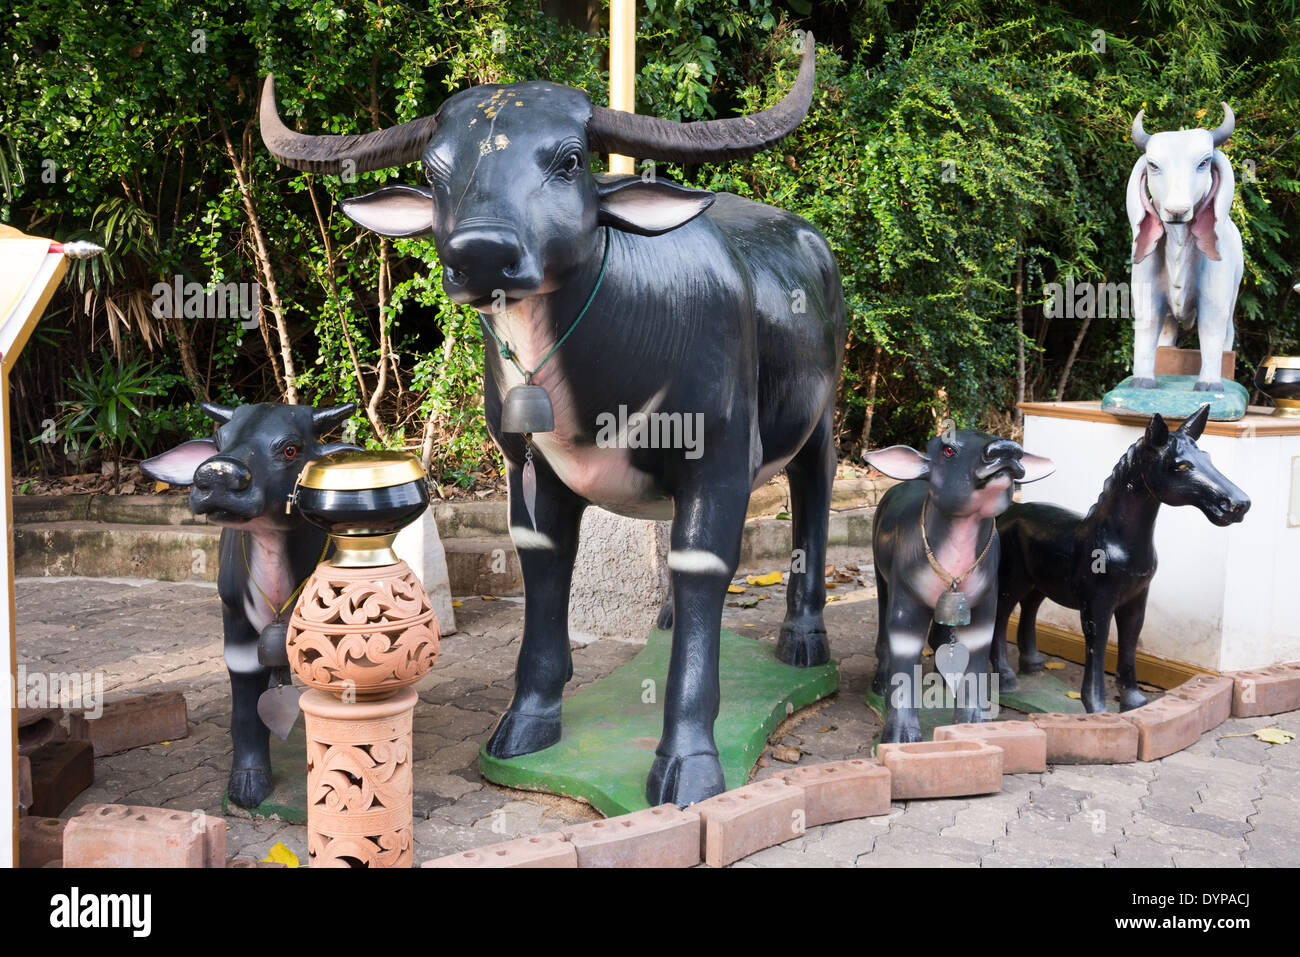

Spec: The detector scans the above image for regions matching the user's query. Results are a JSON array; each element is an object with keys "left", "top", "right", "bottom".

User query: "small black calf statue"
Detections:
[
  {"left": 991, "top": 405, "right": 1250, "bottom": 713},
  {"left": 142, "top": 402, "right": 357, "bottom": 808},
  {"left": 866, "top": 431, "right": 1055, "bottom": 743}
]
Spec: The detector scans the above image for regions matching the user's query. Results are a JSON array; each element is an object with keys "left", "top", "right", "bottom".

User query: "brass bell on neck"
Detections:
[
  {"left": 500, "top": 383, "right": 555, "bottom": 434},
  {"left": 934, "top": 585, "right": 971, "bottom": 627}
]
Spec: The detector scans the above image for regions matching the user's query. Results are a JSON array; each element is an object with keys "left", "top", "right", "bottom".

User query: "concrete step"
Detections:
[
  {"left": 11, "top": 476, "right": 891, "bottom": 536},
  {"left": 14, "top": 509, "right": 874, "bottom": 595},
  {"left": 15, "top": 521, "right": 219, "bottom": 582}
]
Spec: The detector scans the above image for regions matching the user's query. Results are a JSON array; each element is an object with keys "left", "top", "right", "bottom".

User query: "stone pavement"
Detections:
[{"left": 14, "top": 561, "right": 1300, "bottom": 867}]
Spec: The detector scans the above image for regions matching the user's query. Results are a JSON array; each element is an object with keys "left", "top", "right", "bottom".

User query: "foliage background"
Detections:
[{"left": 3, "top": 0, "right": 1298, "bottom": 486}]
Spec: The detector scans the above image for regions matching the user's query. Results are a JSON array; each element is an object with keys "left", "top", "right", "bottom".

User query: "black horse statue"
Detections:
[{"left": 990, "top": 404, "right": 1250, "bottom": 713}]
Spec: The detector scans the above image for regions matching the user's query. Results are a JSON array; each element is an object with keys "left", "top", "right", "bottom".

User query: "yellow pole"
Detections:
[{"left": 608, "top": 0, "right": 635, "bottom": 175}]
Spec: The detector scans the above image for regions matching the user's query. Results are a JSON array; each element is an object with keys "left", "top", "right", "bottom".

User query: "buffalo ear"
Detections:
[
  {"left": 596, "top": 174, "right": 714, "bottom": 236},
  {"left": 1146, "top": 412, "right": 1171, "bottom": 447},
  {"left": 338, "top": 184, "right": 436, "bottom": 237},
  {"left": 864, "top": 445, "right": 931, "bottom": 481},
  {"left": 1178, "top": 403, "right": 1212, "bottom": 441},
  {"left": 1018, "top": 453, "right": 1056, "bottom": 484},
  {"left": 140, "top": 438, "right": 218, "bottom": 487}
]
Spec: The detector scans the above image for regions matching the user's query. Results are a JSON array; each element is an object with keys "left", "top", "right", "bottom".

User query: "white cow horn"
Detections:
[
  {"left": 1131, "top": 109, "right": 1150, "bottom": 150},
  {"left": 1211, "top": 102, "right": 1235, "bottom": 147}
]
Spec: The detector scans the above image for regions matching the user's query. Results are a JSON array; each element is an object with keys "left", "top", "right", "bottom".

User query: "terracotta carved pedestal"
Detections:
[
  {"left": 300, "top": 688, "right": 417, "bottom": 867},
  {"left": 286, "top": 449, "right": 441, "bottom": 868}
]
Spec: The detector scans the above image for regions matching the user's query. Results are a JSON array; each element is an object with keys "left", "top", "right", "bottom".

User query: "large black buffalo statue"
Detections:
[{"left": 260, "top": 33, "right": 846, "bottom": 806}]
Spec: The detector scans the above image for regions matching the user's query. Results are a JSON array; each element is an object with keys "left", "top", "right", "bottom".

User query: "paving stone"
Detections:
[
  {"left": 877, "top": 740, "right": 1002, "bottom": 799},
  {"left": 933, "top": 720, "right": 1047, "bottom": 773},
  {"left": 695, "top": 778, "right": 805, "bottom": 867},
  {"left": 561, "top": 805, "right": 700, "bottom": 867},
  {"left": 861, "top": 823, "right": 984, "bottom": 867},
  {"left": 1122, "top": 696, "right": 1203, "bottom": 761},
  {"left": 1125, "top": 812, "right": 1250, "bottom": 856},
  {"left": 1110, "top": 835, "right": 1176, "bottom": 868},
  {"left": 422, "top": 831, "right": 576, "bottom": 868},
  {"left": 1021, "top": 783, "right": 1090, "bottom": 822},
  {"left": 940, "top": 799, "right": 1013, "bottom": 845}
]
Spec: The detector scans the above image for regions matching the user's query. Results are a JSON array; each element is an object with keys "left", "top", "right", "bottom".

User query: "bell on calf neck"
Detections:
[
  {"left": 934, "top": 586, "right": 971, "bottom": 627},
  {"left": 500, "top": 383, "right": 555, "bottom": 434}
]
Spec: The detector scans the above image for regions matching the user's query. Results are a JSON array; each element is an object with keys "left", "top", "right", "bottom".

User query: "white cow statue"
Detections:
[{"left": 1127, "top": 103, "right": 1242, "bottom": 391}]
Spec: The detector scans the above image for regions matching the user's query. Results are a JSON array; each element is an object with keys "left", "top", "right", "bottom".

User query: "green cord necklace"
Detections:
[
  {"left": 480, "top": 226, "right": 611, "bottom": 436},
  {"left": 478, "top": 227, "right": 610, "bottom": 532}
]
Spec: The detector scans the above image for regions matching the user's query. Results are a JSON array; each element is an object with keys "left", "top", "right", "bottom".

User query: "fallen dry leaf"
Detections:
[
  {"left": 727, "top": 584, "right": 747, "bottom": 594},
  {"left": 747, "top": 571, "right": 783, "bottom": 587},
  {"left": 452, "top": 600, "right": 463, "bottom": 608},
  {"left": 1065, "top": 691, "right": 1082, "bottom": 700},
  {"left": 479, "top": 595, "right": 498, "bottom": 601},
  {"left": 771, "top": 744, "right": 802, "bottom": 764},
  {"left": 1044, "top": 662, "right": 1066, "bottom": 671}
]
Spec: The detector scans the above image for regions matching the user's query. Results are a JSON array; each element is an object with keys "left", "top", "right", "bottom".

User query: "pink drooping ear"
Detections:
[
  {"left": 140, "top": 438, "right": 218, "bottom": 487},
  {"left": 1127, "top": 158, "right": 1164, "bottom": 264},
  {"left": 864, "top": 445, "right": 931, "bottom": 481},
  {"left": 1190, "top": 154, "right": 1233, "bottom": 261},
  {"left": 1017, "top": 453, "right": 1056, "bottom": 484}
]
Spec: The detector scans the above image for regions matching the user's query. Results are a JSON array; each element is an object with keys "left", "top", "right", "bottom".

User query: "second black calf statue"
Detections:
[
  {"left": 866, "top": 430, "right": 1055, "bottom": 743},
  {"left": 991, "top": 404, "right": 1250, "bottom": 714},
  {"left": 142, "top": 401, "right": 358, "bottom": 808}
]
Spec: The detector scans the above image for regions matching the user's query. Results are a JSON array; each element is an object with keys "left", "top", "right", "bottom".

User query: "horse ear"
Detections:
[
  {"left": 864, "top": 445, "right": 931, "bottom": 481},
  {"left": 1178, "top": 403, "right": 1211, "bottom": 441},
  {"left": 1146, "top": 413, "right": 1171, "bottom": 446}
]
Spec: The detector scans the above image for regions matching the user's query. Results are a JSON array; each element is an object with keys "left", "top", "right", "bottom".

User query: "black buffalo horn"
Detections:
[
  {"left": 259, "top": 74, "right": 439, "bottom": 175},
  {"left": 587, "top": 32, "right": 817, "bottom": 164}
]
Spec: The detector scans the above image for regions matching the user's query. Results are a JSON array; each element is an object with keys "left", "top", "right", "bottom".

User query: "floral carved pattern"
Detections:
[{"left": 287, "top": 561, "right": 440, "bottom": 699}]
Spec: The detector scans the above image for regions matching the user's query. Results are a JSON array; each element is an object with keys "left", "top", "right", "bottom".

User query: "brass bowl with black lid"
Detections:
[
  {"left": 1255, "top": 356, "right": 1300, "bottom": 418},
  {"left": 293, "top": 450, "right": 430, "bottom": 567}
]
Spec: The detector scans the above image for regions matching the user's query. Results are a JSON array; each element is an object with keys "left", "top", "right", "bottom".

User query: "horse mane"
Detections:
[{"left": 1083, "top": 430, "right": 1150, "bottom": 522}]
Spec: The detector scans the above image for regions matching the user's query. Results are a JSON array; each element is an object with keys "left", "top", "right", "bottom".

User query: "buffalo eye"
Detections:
[
  {"left": 283, "top": 444, "right": 300, "bottom": 460},
  {"left": 559, "top": 149, "right": 583, "bottom": 177},
  {"left": 1148, "top": 161, "right": 1161, "bottom": 173},
  {"left": 1175, "top": 460, "right": 1190, "bottom": 471},
  {"left": 943, "top": 446, "right": 955, "bottom": 458}
]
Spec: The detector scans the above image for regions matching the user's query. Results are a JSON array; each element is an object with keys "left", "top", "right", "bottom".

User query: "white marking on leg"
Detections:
[
  {"left": 224, "top": 641, "right": 264, "bottom": 674},
  {"left": 667, "top": 549, "right": 729, "bottom": 575},
  {"left": 509, "top": 527, "right": 557, "bottom": 550}
]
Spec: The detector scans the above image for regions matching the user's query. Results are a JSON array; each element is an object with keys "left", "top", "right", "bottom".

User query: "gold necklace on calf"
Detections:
[
  {"left": 919, "top": 494, "right": 994, "bottom": 627},
  {"left": 243, "top": 531, "right": 329, "bottom": 684}
]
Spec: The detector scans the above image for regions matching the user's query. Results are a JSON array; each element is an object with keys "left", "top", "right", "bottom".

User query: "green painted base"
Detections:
[
  {"left": 221, "top": 721, "right": 308, "bottom": 824},
  {"left": 478, "top": 628, "right": 839, "bottom": 817},
  {"left": 864, "top": 666, "right": 1086, "bottom": 744},
  {"left": 998, "top": 669, "right": 1088, "bottom": 716},
  {"left": 1101, "top": 374, "right": 1248, "bottom": 421}
]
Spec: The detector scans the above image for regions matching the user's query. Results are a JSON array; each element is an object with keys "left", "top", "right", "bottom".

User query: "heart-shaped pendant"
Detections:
[
  {"left": 257, "top": 682, "right": 301, "bottom": 740},
  {"left": 934, "top": 640, "right": 969, "bottom": 696}
]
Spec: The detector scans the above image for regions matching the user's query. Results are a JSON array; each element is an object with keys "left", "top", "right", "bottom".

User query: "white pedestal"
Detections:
[
  {"left": 568, "top": 508, "right": 671, "bottom": 642},
  {"left": 1020, "top": 402, "right": 1300, "bottom": 673},
  {"left": 392, "top": 505, "right": 457, "bottom": 636}
]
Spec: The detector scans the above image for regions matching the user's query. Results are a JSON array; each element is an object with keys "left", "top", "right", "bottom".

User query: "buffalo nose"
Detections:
[
  {"left": 442, "top": 227, "right": 527, "bottom": 287},
  {"left": 193, "top": 456, "right": 251, "bottom": 493},
  {"left": 983, "top": 438, "right": 1022, "bottom": 461}
]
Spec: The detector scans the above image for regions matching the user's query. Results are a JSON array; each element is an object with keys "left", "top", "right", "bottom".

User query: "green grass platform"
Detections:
[
  {"left": 864, "top": 666, "right": 1085, "bottom": 743},
  {"left": 221, "top": 721, "right": 308, "bottom": 824},
  {"left": 479, "top": 627, "right": 840, "bottom": 817}
]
